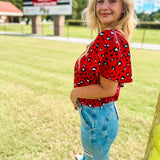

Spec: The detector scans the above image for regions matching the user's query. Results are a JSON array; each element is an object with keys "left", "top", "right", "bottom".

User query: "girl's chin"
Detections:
[{"left": 100, "top": 24, "right": 111, "bottom": 29}]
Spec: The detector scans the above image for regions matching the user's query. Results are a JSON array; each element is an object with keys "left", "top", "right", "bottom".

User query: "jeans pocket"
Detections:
[
  {"left": 78, "top": 106, "right": 92, "bottom": 131},
  {"left": 102, "top": 114, "right": 119, "bottom": 144}
]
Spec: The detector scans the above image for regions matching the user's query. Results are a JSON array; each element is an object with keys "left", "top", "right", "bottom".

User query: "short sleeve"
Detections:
[{"left": 99, "top": 30, "right": 133, "bottom": 87}]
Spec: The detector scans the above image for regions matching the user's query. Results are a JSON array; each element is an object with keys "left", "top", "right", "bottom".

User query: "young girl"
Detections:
[{"left": 70, "top": 0, "right": 137, "bottom": 159}]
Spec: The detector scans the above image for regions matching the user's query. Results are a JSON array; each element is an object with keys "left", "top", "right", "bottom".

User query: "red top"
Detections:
[{"left": 74, "top": 29, "right": 133, "bottom": 107}]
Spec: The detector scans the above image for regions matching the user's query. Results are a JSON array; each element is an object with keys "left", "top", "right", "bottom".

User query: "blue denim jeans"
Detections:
[{"left": 78, "top": 101, "right": 119, "bottom": 160}]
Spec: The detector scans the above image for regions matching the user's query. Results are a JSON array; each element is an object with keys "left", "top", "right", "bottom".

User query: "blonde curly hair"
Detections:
[{"left": 82, "top": 0, "right": 137, "bottom": 42}]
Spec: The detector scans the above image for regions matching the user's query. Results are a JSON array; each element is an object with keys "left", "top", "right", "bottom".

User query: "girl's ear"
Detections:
[
  {"left": 120, "top": 12, "right": 125, "bottom": 20},
  {"left": 121, "top": 7, "right": 126, "bottom": 18},
  {"left": 122, "top": 7, "right": 125, "bottom": 13}
]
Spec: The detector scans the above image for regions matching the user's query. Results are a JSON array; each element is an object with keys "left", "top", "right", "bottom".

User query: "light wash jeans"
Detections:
[{"left": 78, "top": 101, "right": 119, "bottom": 160}]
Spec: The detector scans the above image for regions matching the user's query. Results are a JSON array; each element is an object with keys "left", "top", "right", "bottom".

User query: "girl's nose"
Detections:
[{"left": 101, "top": 1, "right": 110, "bottom": 10}]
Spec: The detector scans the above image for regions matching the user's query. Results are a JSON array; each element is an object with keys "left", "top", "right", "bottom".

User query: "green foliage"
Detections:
[
  {"left": 136, "top": 22, "right": 160, "bottom": 29},
  {"left": 136, "top": 12, "right": 151, "bottom": 21},
  {"left": 65, "top": 19, "right": 86, "bottom": 26},
  {"left": 65, "top": 19, "right": 160, "bottom": 29},
  {"left": 150, "top": 9, "right": 160, "bottom": 21},
  {"left": 152, "top": 13, "right": 160, "bottom": 21},
  {"left": 71, "top": 0, "right": 88, "bottom": 19},
  {"left": 136, "top": 9, "right": 160, "bottom": 22}
]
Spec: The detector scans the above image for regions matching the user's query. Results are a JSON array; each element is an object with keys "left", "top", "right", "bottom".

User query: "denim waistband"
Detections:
[
  {"left": 78, "top": 101, "right": 115, "bottom": 109},
  {"left": 78, "top": 101, "right": 119, "bottom": 119}
]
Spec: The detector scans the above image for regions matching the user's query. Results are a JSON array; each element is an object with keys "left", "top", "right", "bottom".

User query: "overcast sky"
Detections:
[{"left": 135, "top": 0, "right": 160, "bottom": 13}]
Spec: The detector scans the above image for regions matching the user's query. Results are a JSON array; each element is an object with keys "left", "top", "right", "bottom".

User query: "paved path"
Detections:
[{"left": 1, "top": 31, "right": 160, "bottom": 51}]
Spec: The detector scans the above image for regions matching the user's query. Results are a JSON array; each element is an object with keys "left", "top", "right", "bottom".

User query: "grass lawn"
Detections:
[
  {"left": 0, "top": 35, "right": 160, "bottom": 160},
  {"left": 65, "top": 25, "right": 160, "bottom": 45},
  {"left": 0, "top": 23, "right": 160, "bottom": 44}
]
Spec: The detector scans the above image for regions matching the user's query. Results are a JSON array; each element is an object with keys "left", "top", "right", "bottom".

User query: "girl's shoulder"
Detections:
[
  {"left": 98, "top": 29, "right": 125, "bottom": 38},
  {"left": 96, "top": 29, "right": 128, "bottom": 44}
]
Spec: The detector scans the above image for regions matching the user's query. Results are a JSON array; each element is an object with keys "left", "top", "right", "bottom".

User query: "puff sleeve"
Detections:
[{"left": 99, "top": 30, "right": 133, "bottom": 87}]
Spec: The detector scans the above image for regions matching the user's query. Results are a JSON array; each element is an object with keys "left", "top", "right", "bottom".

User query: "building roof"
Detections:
[{"left": 0, "top": 1, "right": 23, "bottom": 16}]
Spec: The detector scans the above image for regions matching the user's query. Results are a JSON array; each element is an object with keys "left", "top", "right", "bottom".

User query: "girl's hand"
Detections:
[{"left": 70, "top": 89, "right": 79, "bottom": 110}]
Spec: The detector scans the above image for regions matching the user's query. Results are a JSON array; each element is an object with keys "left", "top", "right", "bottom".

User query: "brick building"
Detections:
[{"left": 0, "top": 1, "right": 23, "bottom": 23}]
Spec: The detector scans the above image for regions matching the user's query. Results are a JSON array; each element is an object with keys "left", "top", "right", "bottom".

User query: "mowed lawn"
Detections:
[{"left": 0, "top": 35, "right": 160, "bottom": 160}]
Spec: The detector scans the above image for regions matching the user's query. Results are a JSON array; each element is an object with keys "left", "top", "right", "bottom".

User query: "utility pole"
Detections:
[{"left": 144, "top": 92, "right": 160, "bottom": 159}]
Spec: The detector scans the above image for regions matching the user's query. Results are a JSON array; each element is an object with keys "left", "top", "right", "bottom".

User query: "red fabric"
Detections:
[
  {"left": 0, "top": 1, "right": 22, "bottom": 13},
  {"left": 74, "top": 29, "right": 133, "bottom": 107}
]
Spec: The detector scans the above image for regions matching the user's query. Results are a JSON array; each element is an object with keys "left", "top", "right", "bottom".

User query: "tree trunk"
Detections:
[{"left": 144, "top": 92, "right": 160, "bottom": 160}]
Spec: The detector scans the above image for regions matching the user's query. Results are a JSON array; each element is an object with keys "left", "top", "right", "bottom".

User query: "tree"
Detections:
[
  {"left": 136, "top": 12, "right": 151, "bottom": 21},
  {"left": 71, "top": 0, "right": 88, "bottom": 19},
  {"left": 144, "top": 93, "right": 160, "bottom": 159},
  {"left": 75, "top": 0, "right": 88, "bottom": 19},
  {"left": 72, "top": 0, "right": 78, "bottom": 19},
  {"left": 150, "top": 9, "right": 160, "bottom": 22},
  {"left": 136, "top": 9, "right": 160, "bottom": 22},
  {"left": 152, "top": 13, "right": 160, "bottom": 21},
  {"left": 66, "top": 0, "right": 88, "bottom": 20}
]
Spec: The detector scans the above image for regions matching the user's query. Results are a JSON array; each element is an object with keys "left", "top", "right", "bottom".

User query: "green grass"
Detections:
[
  {"left": 65, "top": 26, "right": 160, "bottom": 45},
  {"left": 132, "top": 28, "right": 160, "bottom": 44},
  {"left": 0, "top": 35, "right": 160, "bottom": 160},
  {"left": 0, "top": 23, "right": 160, "bottom": 44}
]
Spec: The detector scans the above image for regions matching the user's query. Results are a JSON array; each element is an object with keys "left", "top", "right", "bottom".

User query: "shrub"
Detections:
[
  {"left": 136, "top": 22, "right": 160, "bottom": 29},
  {"left": 65, "top": 19, "right": 86, "bottom": 26},
  {"left": 65, "top": 20, "right": 160, "bottom": 29}
]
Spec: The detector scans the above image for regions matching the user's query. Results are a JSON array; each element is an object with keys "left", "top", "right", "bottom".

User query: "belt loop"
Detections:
[{"left": 100, "top": 106, "right": 103, "bottom": 110}]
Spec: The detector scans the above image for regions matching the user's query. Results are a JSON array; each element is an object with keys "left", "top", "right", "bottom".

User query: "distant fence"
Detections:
[
  {"left": 0, "top": 22, "right": 160, "bottom": 46},
  {"left": 0, "top": 23, "right": 54, "bottom": 36}
]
